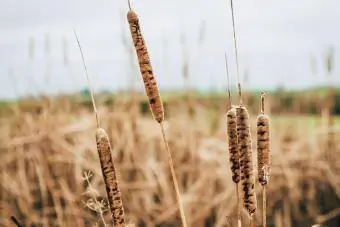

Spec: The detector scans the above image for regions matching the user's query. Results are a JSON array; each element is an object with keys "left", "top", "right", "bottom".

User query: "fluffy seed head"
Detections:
[
  {"left": 227, "top": 106, "right": 240, "bottom": 183},
  {"left": 236, "top": 105, "right": 257, "bottom": 216},
  {"left": 95, "top": 128, "right": 125, "bottom": 226},
  {"left": 127, "top": 10, "right": 164, "bottom": 123}
]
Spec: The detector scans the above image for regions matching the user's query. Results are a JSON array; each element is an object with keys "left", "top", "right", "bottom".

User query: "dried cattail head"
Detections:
[
  {"left": 257, "top": 93, "right": 270, "bottom": 186},
  {"left": 127, "top": 9, "right": 164, "bottom": 123},
  {"left": 95, "top": 128, "right": 125, "bottom": 226},
  {"left": 74, "top": 30, "right": 125, "bottom": 225},
  {"left": 236, "top": 105, "right": 257, "bottom": 216},
  {"left": 127, "top": 10, "right": 138, "bottom": 22},
  {"left": 227, "top": 106, "right": 240, "bottom": 183}
]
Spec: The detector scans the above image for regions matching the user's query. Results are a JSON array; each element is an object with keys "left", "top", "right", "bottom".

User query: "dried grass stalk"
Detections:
[
  {"left": 236, "top": 105, "right": 257, "bottom": 217},
  {"left": 96, "top": 128, "right": 125, "bottom": 226},
  {"left": 127, "top": 9, "right": 164, "bottom": 123}
]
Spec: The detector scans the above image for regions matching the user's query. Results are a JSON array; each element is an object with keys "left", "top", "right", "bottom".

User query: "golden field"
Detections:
[{"left": 0, "top": 94, "right": 339, "bottom": 227}]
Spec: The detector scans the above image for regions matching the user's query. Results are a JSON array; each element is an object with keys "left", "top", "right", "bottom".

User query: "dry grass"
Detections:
[
  {"left": 0, "top": 97, "right": 339, "bottom": 226},
  {"left": 0, "top": 3, "right": 339, "bottom": 226}
]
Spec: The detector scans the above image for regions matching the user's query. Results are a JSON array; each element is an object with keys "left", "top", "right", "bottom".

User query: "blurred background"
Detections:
[{"left": 0, "top": 0, "right": 340, "bottom": 226}]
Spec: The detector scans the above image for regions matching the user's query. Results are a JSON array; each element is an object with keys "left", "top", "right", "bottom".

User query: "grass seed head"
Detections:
[
  {"left": 236, "top": 105, "right": 257, "bottom": 216},
  {"left": 127, "top": 10, "right": 164, "bottom": 123},
  {"left": 95, "top": 128, "right": 125, "bottom": 226}
]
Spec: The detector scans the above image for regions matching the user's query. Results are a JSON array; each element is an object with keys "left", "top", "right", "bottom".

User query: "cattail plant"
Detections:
[
  {"left": 237, "top": 105, "right": 257, "bottom": 221},
  {"left": 229, "top": 0, "right": 257, "bottom": 225},
  {"left": 126, "top": 1, "right": 187, "bottom": 226},
  {"left": 257, "top": 92, "right": 270, "bottom": 227},
  {"left": 126, "top": 4, "right": 164, "bottom": 123},
  {"left": 225, "top": 53, "right": 241, "bottom": 227},
  {"left": 74, "top": 30, "right": 126, "bottom": 226}
]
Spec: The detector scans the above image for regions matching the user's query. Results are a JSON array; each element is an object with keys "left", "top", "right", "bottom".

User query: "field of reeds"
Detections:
[
  {"left": 0, "top": 91, "right": 339, "bottom": 227},
  {"left": 1, "top": 1, "right": 340, "bottom": 227}
]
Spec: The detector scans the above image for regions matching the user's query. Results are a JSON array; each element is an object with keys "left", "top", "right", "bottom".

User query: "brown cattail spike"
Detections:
[
  {"left": 257, "top": 92, "right": 270, "bottom": 186},
  {"left": 127, "top": 9, "right": 164, "bottom": 123},
  {"left": 227, "top": 107, "right": 240, "bottom": 184},
  {"left": 236, "top": 105, "right": 257, "bottom": 216},
  {"left": 96, "top": 128, "right": 125, "bottom": 226}
]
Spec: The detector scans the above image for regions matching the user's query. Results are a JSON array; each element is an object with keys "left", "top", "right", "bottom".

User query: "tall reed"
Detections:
[
  {"left": 74, "top": 30, "right": 126, "bottom": 226},
  {"left": 225, "top": 53, "right": 241, "bottom": 227},
  {"left": 126, "top": 1, "right": 187, "bottom": 226},
  {"left": 257, "top": 92, "right": 271, "bottom": 227},
  {"left": 229, "top": 0, "right": 257, "bottom": 225}
]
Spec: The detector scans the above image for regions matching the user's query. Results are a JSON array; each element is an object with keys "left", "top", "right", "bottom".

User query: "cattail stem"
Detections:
[
  {"left": 229, "top": 0, "right": 243, "bottom": 104},
  {"left": 224, "top": 52, "right": 232, "bottom": 109},
  {"left": 263, "top": 186, "right": 267, "bottom": 227},
  {"left": 160, "top": 123, "right": 188, "bottom": 227},
  {"left": 73, "top": 29, "right": 100, "bottom": 128},
  {"left": 249, "top": 216, "right": 254, "bottom": 227},
  {"left": 236, "top": 183, "right": 241, "bottom": 227},
  {"left": 261, "top": 92, "right": 265, "bottom": 114}
]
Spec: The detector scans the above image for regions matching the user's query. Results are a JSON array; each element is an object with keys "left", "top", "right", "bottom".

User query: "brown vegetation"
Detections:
[{"left": 0, "top": 96, "right": 339, "bottom": 226}]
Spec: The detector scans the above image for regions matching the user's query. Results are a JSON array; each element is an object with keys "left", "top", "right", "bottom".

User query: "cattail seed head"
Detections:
[
  {"left": 257, "top": 92, "right": 270, "bottom": 186},
  {"left": 95, "top": 128, "right": 125, "bottom": 226},
  {"left": 257, "top": 114, "right": 270, "bottom": 186},
  {"left": 127, "top": 10, "right": 164, "bottom": 123},
  {"left": 236, "top": 105, "right": 257, "bottom": 216},
  {"left": 227, "top": 106, "right": 240, "bottom": 183}
]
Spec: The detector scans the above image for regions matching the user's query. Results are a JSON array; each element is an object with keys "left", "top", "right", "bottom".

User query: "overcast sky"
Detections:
[{"left": 0, "top": 0, "right": 339, "bottom": 99}]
